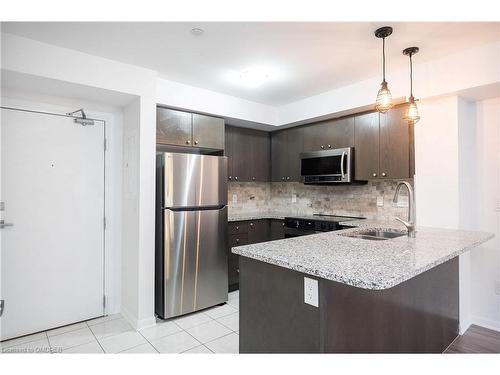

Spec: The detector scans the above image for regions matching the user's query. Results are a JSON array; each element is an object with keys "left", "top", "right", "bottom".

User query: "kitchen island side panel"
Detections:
[
  {"left": 320, "top": 256, "right": 459, "bottom": 353},
  {"left": 239, "top": 256, "right": 321, "bottom": 353},
  {"left": 239, "top": 256, "right": 459, "bottom": 353}
]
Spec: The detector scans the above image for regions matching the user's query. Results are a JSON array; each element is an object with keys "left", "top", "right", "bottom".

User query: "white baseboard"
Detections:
[
  {"left": 459, "top": 319, "right": 472, "bottom": 335},
  {"left": 471, "top": 316, "right": 500, "bottom": 332},
  {"left": 120, "top": 305, "right": 157, "bottom": 330}
]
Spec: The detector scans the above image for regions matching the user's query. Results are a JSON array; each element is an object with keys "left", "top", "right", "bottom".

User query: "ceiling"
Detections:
[{"left": 2, "top": 22, "right": 499, "bottom": 106}]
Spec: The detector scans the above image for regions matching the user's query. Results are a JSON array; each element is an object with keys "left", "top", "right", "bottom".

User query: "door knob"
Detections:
[
  {"left": 382, "top": 172, "right": 387, "bottom": 177},
  {"left": 186, "top": 140, "right": 191, "bottom": 145},
  {"left": 372, "top": 173, "right": 377, "bottom": 177}
]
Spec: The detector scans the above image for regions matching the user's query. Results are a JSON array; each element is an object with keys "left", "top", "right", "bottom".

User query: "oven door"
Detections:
[{"left": 300, "top": 147, "right": 352, "bottom": 183}]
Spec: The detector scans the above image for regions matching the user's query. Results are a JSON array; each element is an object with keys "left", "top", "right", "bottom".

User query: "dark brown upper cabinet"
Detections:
[
  {"left": 156, "top": 107, "right": 192, "bottom": 147},
  {"left": 354, "top": 112, "right": 380, "bottom": 180},
  {"left": 354, "top": 106, "right": 412, "bottom": 180},
  {"left": 271, "top": 127, "right": 303, "bottom": 182},
  {"left": 192, "top": 113, "right": 225, "bottom": 149},
  {"left": 303, "top": 117, "right": 354, "bottom": 152},
  {"left": 156, "top": 107, "right": 224, "bottom": 149},
  {"left": 225, "top": 125, "right": 270, "bottom": 182},
  {"left": 379, "top": 106, "right": 410, "bottom": 179}
]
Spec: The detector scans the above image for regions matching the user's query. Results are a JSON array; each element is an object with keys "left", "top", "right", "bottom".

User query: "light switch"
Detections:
[{"left": 304, "top": 277, "right": 318, "bottom": 307}]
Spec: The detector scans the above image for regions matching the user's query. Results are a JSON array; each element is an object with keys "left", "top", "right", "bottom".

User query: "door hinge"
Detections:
[
  {"left": 103, "top": 217, "right": 107, "bottom": 230},
  {"left": 0, "top": 300, "right": 5, "bottom": 317}
]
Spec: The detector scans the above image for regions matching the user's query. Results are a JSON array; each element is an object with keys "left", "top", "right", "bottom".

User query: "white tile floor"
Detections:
[{"left": 0, "top": 291, "right": 240, "bottom": 354}]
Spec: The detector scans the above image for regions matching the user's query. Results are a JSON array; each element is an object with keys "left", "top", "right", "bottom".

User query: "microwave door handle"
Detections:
[{"left": 340, "top": 151, "right": 346, "bottom": 180}]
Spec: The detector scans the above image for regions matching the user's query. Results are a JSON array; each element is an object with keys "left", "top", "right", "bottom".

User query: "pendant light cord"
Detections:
[
  {"left": 382, "top": 37, "right": 386, "bottom": 82},
  {"left": 409, "top": 53, "right": 413, "bottom": 97}
]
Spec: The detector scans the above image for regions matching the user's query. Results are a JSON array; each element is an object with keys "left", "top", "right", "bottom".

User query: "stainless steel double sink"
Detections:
[{"left": 340, "top": 228, "right": 407, "bottom": 241}]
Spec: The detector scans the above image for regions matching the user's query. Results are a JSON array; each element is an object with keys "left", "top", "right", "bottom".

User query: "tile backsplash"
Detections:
[{"left": 228, "top": 180, "right": 411, "bottom": 220}]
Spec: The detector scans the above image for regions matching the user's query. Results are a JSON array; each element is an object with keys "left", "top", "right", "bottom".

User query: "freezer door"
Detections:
[
  {"left": 161, "top": 153, "right": 227, "bottom": 208},
  {"left": 161, "top": 206, "right": 228, "bottom": 319}
]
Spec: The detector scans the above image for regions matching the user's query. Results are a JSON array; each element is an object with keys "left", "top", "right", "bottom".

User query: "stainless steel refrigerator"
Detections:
[{"left": 155, "top": 152, "right": 228, "bottom": 320}]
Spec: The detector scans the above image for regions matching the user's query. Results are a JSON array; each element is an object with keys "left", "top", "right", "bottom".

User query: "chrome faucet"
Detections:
[{"left": 393, "top": 181, "right": 416, "bottom": 238}]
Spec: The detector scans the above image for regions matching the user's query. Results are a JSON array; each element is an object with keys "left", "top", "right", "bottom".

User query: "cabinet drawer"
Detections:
[
  {"left": 229, "top": 222, "right": 248, "bottom": 235},
  {"left": 229, "top": 234, "right": 248, "bottom": 247}
]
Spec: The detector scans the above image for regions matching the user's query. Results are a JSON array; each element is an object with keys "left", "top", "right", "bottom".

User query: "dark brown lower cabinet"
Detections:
[
  {"left": 228, "top": 219, "right": 284, "bottom": 291},
  {"left": 239, "top": 256, "right": 459, "bottom": 353}
]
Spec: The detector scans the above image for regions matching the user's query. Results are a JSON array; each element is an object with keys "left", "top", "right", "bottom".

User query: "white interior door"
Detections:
[{"left": 0, "top": 108, "right": 105, "bottom": 340}]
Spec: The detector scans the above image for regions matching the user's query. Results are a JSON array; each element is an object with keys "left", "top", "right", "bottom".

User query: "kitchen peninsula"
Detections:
[{"left": 233, "top": 224, "right": 493, "bottom": 353}]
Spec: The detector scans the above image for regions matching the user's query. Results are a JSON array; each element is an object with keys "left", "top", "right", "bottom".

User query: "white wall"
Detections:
[
  {"left": 415, "top": 95, "right": 500, "bottom": 333},
  {"left": 470, "top": 97, "right": 500, "bottom": 331}
]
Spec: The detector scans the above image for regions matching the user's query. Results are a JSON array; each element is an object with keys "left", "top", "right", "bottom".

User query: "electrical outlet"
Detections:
[
  {"left": 232, "top": 194, "right": 237, "bottom": 204},
  {"left": 304, "top": 277, "right": 318, "bottom": 307},
  {"left": 292, "top": 194, "right": 297, "bottom": 203},
  {"left": 376, "top": 196, "right": 384, "bottom": 207}
]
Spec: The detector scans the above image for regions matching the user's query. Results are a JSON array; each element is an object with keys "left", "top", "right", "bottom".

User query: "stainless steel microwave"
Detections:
[{"left": 300, "top": 147, "right": 353, "bottom": 184}]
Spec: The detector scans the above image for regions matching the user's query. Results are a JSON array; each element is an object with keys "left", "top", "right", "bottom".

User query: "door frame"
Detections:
[{"left": 0, "top": 105, "right": 108, "bottom": 323}]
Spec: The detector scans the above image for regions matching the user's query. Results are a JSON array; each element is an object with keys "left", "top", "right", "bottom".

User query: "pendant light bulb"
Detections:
[
  {"left": 375, "top": 81, "right": 394, "bottom": 113},
  {"left": 374, "top": 26, "right": 394, "bottom": 113},
  {"left": 404, "top": 96, "right": 420, "bottom": 124},
  {"left": 403, "top": 47, "right": 420, "bottom": 124}
]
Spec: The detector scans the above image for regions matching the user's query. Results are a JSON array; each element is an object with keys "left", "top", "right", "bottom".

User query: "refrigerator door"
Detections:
[
  {"left": 161, "top": 153, "right": 227, "bottom": 208},
  {"left": 161, "top": 206, "right": 228, "bottom": 319}
]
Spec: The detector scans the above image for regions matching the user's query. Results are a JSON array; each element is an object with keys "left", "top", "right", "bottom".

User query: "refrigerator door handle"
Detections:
[{"left": 164, "top": 205, "right": 226, "bottom": 211}]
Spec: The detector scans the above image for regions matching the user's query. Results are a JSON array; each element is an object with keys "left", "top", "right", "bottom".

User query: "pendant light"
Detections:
[
  {"left": 402, "top": 47, "right": 420, "bottom": 124},
  {"left": 374, "top": 26, "right": 394, "bottom": 113}
]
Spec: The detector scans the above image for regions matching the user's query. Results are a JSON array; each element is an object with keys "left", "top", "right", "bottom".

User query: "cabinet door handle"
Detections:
[
  {"left": 252, "top": 177, "right": 256, "bottom": 181},
  {"left": 235, "top": 176, "right": 238, "bottom": 181},
  {"left": 372, "top": 173, "right": 377, "bottom": 177},
  {"left": 281, "top": 177, "right": 285, "bottom": 180},
  {"left": 186, "top": 140, "right": 191, "bottom": 145},
  {"left": 228, "top": 176, "right": 232, "bottom": 180},
  {"left": 194, "top": 140, "right": 199, "bottom": 145},
  {"left": 249, "top": 222, "right": 254, "bottom": 227},
  {"left": 286, "top": 176, "right": 290, "bottom": 180},
  {"left": 327, "top": 144, "right": 332, "bottom": 149},
  {"left": 382, "top": 172, "right": 387, "bottom": 177},
  {"left": 320, "top": 145, "right": 325, "bottom": 149},
  {"left": 235, "top": 226, "right": 239, "bottom": 230},
  {"left": 236, "top": 238, "right": 240, "bottom": 243}
]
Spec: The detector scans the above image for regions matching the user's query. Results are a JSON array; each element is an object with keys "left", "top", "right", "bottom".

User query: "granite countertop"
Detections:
[
  {"left": 228, "top": 211, "right": 366, "bottom": 223},
  {"left": 228, "top": 212, "right": 288, "bottom": 222},
  {"left": 232, "top": 225, "right": 494, "bottom": 290}
]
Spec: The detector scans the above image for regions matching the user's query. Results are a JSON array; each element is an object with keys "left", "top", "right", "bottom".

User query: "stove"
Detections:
[{"left": 283, "top": 214, "right": 365, "bottom": 238}]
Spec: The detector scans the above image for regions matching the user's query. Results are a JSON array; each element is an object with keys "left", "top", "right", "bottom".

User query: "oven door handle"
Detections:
[{"left": 340, "top": 151, "right": 346, "bottom": 180}]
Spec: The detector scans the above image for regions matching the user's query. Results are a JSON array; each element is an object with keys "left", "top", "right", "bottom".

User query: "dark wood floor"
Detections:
[{"left": 445, "top": 325, "right": 500, "bottom": 353}]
